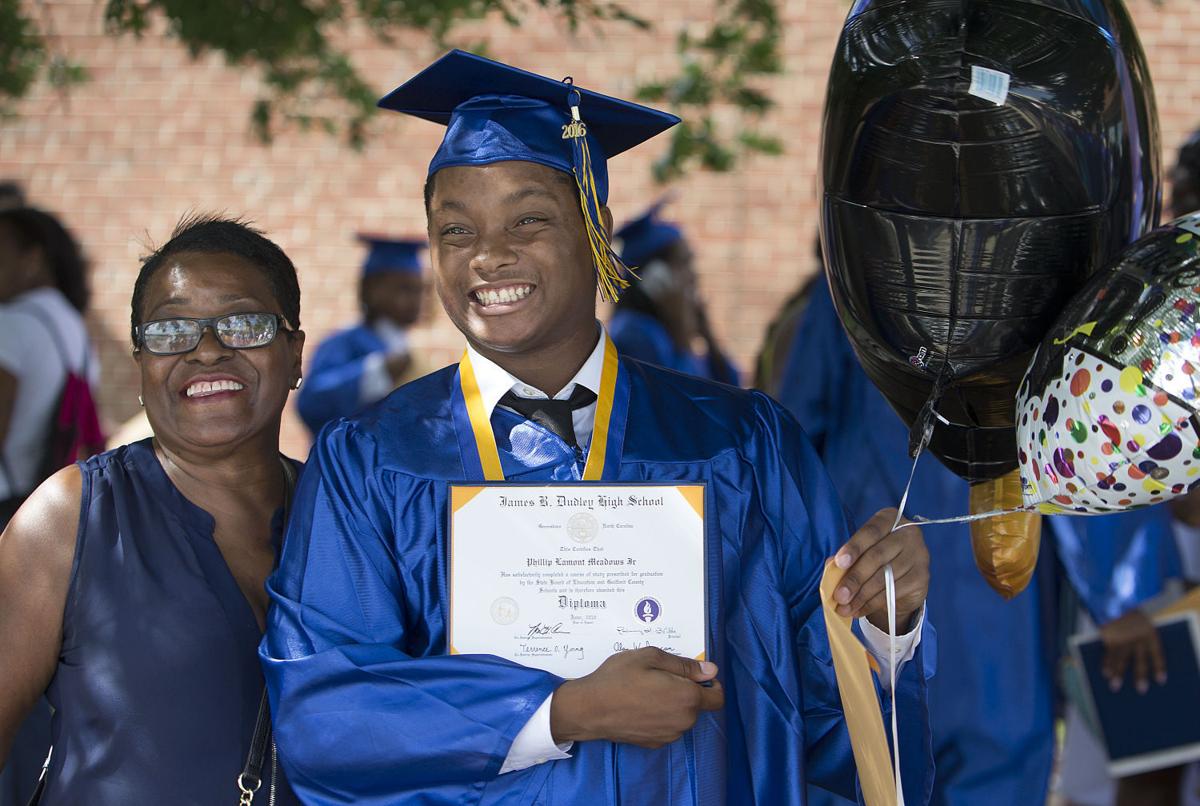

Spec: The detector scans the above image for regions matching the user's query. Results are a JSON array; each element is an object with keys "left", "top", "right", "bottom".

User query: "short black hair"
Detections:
[
  {"left": 424, "top": 174, "right": 436, "bottom": 215},
  {"left": 131, "top": 214, "right": 301, "bottom": 346},
  {"left": 0, "top": 206, "right": 89, "bottom": 312}
]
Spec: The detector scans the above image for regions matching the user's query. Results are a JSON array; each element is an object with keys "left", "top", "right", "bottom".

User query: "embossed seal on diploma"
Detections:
[
  {"left": 490, "top": 596, "right": 519, "bottom": 625},
  {"left": 566, "top": 512, "right": 599, "bottom": 544}
]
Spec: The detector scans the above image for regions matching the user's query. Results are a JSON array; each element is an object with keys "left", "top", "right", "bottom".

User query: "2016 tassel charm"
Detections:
[{"left": 564, "top": 87, "right": 632, "bottom": 302}]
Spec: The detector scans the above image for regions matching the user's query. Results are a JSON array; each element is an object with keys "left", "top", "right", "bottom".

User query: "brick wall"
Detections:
[{"left": 1, "top": 0, "right": 1196, "bottom": 457}]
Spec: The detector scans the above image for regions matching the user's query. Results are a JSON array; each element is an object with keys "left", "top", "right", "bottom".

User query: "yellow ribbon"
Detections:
[
  {"left": 458, "top": 335, "right": 620, "bottom": 481},
  {"left": 820, "top": 559, "right": 899, "bottom": 806}
]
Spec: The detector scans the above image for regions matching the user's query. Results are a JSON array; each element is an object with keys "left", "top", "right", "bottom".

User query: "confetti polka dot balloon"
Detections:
[{"left": 1017, "top": 213, "right": 1200, "bottom": 514}]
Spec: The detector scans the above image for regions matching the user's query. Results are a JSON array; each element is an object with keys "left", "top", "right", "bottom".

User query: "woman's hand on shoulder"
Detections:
[{"left": 0, "top": 464, "right": 83, "bottom": 757}]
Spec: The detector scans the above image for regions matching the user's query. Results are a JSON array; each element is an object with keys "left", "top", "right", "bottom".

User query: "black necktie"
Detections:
[{"left": 499, "top": 385, "right": 598, "bottom": 447}]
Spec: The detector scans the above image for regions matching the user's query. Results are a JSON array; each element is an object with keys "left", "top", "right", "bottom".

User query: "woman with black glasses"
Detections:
[{"left": 0, "top": 216, "right": 305, "bottom": 804}]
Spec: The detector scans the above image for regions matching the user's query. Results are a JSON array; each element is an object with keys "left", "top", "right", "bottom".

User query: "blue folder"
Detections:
[{"left": 1071, "top": 611, "right": 1200, "bottom": 776}]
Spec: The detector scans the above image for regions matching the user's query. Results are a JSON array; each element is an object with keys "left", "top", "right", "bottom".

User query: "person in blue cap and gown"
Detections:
[
  {"left": 296, "top": 235, "right": 428, "bottom": 434},
  {"left": 608, "top": 203, "right": 739, "bottom": 384},
  {"left": 777, "top": 276, "right": 1185, "bottom": 806},
  {"left": 1052, "top": 507, "right": 1195, "bottom": 806},
  {"left": 262, "top": 50, "right": 936, "bottom": 805}
]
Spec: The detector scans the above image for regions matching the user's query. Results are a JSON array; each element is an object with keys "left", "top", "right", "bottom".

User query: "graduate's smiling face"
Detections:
[{"left": 427, "top": 161, "right": 607, "bottom": 357}]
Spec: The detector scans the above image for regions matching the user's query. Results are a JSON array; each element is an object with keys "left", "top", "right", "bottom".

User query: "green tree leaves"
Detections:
[
  {"left": 636, "top": 0, "right": 782, "bottom": 180},
  {"left": 3, "top": 0, "right": 780, "bottom": 178}
]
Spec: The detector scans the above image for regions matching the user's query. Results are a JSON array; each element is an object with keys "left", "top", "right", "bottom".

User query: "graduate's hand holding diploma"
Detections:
[
  {"left": 831, "top": 508, "right": 930, "bottom": 632},
  {"left": 549, "top": 647, "right": 724, "bottom": 748}
]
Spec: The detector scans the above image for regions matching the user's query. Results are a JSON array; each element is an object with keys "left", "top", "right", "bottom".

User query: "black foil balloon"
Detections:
[{"left": 819, "top": 0, "right": 1161, "bottom": 483}]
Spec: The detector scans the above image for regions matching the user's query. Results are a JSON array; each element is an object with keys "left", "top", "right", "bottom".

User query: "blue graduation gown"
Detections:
[
  {"left": 608, "top": 309, "right": 739, "bottom": 385},
  {"left": 296, "top": 323, "right": 387, "bottom": 435},
  {"left": 778, "top": 282, "right": 1057, "bottom": 806},
  {"left": 262, "top": 356, "right": 934, "bottom": 804},
  {"left": 1049, "top": 509, "right": 1183, "bottom": 625}
]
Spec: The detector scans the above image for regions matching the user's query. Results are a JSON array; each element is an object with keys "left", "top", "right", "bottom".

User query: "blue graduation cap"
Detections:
[
  {"left": 614, "top": 200, "right": 683, "bottom": 268},
  {"left": 357, "top": 234, "right": 426, "bottom": 277},
  {"left": 378, "top": 49, "right": 680, "bottom": 301}
]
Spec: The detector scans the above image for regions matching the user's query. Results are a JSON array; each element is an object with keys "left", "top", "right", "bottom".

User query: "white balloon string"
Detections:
[
  {"left": 892, "top": 408, "right": 935, "bottom": 531},
  {"left": 891, "top": 504, "right": 1036, "bottom": 529},
  {"left": 875, "top": 405, "right": 937, "bottom": 805},
  {"left": 885, "top": 564, "right": 905, "bottom": 806},
  {"left": 890, "top": 404, "right": 1040, "bottom": 532},
  {"left": 892, "top": 444, "right": 921, "bottom": 532}
]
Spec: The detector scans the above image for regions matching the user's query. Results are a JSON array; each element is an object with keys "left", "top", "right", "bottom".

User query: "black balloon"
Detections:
[{"left": 819, "top": 0, "right": 1161, "bottom": 482}]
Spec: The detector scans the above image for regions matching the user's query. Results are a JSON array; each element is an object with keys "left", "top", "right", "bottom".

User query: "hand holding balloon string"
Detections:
[
  {"left": 830, "top": 418, "right": 934, "bottom": 632},
  {"left": 833, "top": 508, "right": 929, "bottom": 631}
]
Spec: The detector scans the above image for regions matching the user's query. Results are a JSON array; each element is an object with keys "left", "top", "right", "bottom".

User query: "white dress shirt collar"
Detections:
[{"left": 465, "top": 323, "right": 608, "bottom": 417}]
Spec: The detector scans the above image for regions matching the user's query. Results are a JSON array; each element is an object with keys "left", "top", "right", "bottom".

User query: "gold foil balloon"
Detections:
[{"left": 969, "top": 470, "right": 1042, "bottom": 598}]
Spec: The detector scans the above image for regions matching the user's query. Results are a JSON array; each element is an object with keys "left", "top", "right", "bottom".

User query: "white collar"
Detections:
[{"left": 465, "top": 324, "right": 607, "bottom": 419}]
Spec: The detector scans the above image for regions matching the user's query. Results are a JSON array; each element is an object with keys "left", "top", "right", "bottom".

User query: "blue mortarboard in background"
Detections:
[
  {"left": 614, "top": 200, "right": 684, "bottom": 268},
  {"left": 357, "top": 234, "right": 426, "bottom": 277},
  {"left": 378, "top": 49, "right": 680, "bottom": 300}
]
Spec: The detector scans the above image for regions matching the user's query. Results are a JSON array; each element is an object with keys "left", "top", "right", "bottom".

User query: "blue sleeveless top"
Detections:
[{"left": 41, "top": 439, "right": 300, "bottom": 805}]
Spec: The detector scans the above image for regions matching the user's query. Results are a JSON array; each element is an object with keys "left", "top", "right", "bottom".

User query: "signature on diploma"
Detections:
[
  {"left": 616, "top": 626, "right": 652, "bottom": 636},
  {"left": 616, "top": 626, "right": 681, "bottom": 638},
  {"left": 613, "top": 640, "right": 678, "bottom": 654},
  {"left": 525, "top": 621, "right": 571, "bottom": 639},
  {"left": 555, "top": 644, "right": 586, "bottom": 660}
]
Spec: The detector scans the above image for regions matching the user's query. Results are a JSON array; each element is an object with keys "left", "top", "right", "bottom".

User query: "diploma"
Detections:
[{"left": 448, "top": 484, "right": 707, "bottom": 678}]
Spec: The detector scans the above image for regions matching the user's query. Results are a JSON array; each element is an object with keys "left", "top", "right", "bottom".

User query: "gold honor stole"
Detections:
[
  {"left": 821, "top": 560, "right": 901, "bottom": 806},
  {"left": 457, "top": 334, "right": 620, "bottom": 481}
]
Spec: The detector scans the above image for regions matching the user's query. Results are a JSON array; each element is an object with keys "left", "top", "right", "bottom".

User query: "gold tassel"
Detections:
[{"left": 566, "top": 101, "right": 631, "bottom": 302}]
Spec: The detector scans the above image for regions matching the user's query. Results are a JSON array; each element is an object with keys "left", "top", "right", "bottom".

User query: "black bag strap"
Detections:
[
  {"left": 237, "top": 458, "right": 297, "bottom": 804},
  {"left": 237, "top": 690, "right": 276, "bottom": 804}
]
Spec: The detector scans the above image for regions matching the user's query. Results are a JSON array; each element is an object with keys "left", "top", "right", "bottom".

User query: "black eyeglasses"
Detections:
[{"left": 135, "top": 313, "right": 293, "bottom": 356}]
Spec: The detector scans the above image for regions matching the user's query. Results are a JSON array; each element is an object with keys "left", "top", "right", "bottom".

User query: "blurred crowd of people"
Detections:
[{"left": 1, "top": 123, "right": 1199, "bottom": 806}]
